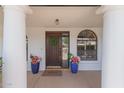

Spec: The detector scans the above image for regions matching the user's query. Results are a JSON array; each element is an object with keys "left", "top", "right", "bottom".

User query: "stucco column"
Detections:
[
  {"left": 97, "top": 6, "right": 124, "bottom": 88},
  {"left": 2, "top": 5, "right": 32, "bottom": 88}
]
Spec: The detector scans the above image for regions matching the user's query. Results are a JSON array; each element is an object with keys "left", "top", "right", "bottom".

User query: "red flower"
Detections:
[
  {"left": 70, "top": 56, "right": 80, "bottom": 64},
  {"left": 30, "top": 55, "right": 41, "bottom": 64}
]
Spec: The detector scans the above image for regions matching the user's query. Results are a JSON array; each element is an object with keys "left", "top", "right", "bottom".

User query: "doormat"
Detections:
[{"left": 42, "top": 70, "right": 62, "bottom": 76}]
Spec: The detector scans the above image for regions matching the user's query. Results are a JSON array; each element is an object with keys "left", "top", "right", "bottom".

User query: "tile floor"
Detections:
[
  {"left": 0, "top": 70, "right": 101, "bottom": 88},
  {"left": 0, "top": 71, "right": 2, "bottom": 88},
  {"left": 27, "top": 70, "right": 101, "bottom": 88}
]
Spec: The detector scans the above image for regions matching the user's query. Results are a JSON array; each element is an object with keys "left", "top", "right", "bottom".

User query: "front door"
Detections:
[
  {"left": 46, "top": 32, "right": 69, "bottom": 68},
  {"left": 46, "top": 32, "right": 62, "bottom": 68}
]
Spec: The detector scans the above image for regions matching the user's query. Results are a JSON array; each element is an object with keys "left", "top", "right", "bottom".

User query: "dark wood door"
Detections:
[{"left": 46, "top": 32, "right": 62, "bottom": 67}]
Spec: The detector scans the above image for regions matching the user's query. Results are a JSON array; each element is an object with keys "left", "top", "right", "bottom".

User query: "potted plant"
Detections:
[
  {"left": 68, "top": 53, "right": 74, "bottom": 67},
  {"left": 0, "top": 57, "right": 2, "bottom": 70},
  {"left": 70, "top": 56, "right": 80, "bottom": 73},
  {"left": 30, "top": 54, "right": 41, "bottom": 74}
]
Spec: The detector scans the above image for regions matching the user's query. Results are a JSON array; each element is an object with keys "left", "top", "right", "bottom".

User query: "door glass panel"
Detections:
[{"left": 62, "top": 33, "right": 69, "bottom": 68}]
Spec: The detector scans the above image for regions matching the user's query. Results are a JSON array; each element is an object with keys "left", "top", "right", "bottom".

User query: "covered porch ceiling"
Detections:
[{"left": 0, "top": 5, "right": 103, "bottom": 28}]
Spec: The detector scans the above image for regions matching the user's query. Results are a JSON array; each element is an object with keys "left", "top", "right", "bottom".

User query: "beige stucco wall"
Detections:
[
  {"left": 26, "top": 27, "right": 103, "bottom": 71},
  {"left": 0, "top": 26, "right": 102, "bottom": 71}
]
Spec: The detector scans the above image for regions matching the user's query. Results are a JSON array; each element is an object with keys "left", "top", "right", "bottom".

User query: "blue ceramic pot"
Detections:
[
  {"left": 71, "top": 63, "right": 78, "bottom": 73},
  {"left": 31, "top": 62, "right": 40, "bottom": 74}
]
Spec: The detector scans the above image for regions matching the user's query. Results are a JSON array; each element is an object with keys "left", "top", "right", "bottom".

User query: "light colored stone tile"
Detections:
[
  {"left": 0, "top": 70, "right": 101, "bottom": 88},
  {"left": 0, "top": 71, "right": 2, "bottom": 88},
  {"left": 28, "top": 70, "right": 101, "bottom": 88}
]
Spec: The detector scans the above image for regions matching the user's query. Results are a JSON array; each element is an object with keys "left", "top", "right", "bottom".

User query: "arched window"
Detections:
[{"left": 77, "top": 29, "right": 97, "bottom": 61}]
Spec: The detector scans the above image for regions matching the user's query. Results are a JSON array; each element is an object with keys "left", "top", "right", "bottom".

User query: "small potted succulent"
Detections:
[
  {"left": 70, "top": 55, "right": 80, "bottom": 73},
  {"left": 30, "top": 54, "right": 41, "bottom": 74}
]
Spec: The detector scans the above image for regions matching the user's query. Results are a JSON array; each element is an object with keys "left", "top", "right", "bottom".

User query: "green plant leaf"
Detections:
[
  {"left": 49, "top": 37, "right": 58, "bottom": 46},
  {"left": 0, "top": 57, "right": 2, "bottom": 66}
]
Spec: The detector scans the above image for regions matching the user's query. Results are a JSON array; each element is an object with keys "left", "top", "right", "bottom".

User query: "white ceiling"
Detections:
[
  {"left": 27, "top": 6, "right": 103, "bottom": 28},
  {"left": 0, "top": 6, "right": 103, "bottom": 28}
]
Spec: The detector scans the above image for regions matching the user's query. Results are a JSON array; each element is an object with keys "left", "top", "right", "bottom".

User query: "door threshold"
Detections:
[{"left": 47, "top": 66, "right": 61, "bottom": 69}]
